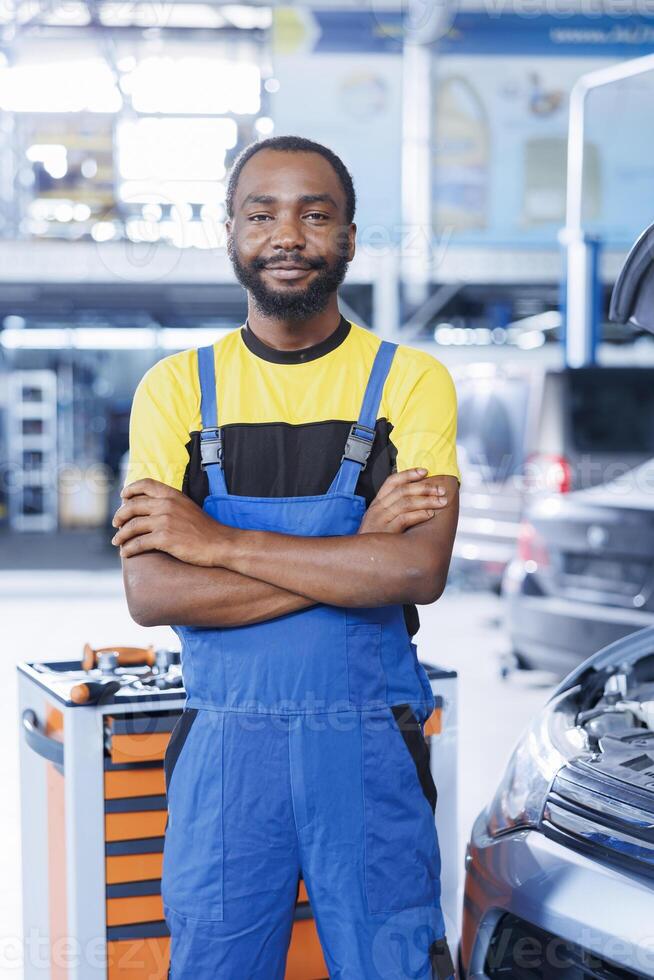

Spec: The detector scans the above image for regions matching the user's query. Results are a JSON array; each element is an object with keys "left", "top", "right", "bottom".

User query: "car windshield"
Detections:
[
  {"left": 568, "top": 368, "right": 654, "bottom": 454},
  {"left": 457, "top": 376, "right": 530, "bottom": 482}
]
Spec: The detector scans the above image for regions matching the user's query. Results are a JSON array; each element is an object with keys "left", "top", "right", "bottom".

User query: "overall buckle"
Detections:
[
  {"left": 200, "top": 427, "right": 224, "bottom": 469},
  {"left": 341, "top": 423, "right": 376, "bottom": 470}
]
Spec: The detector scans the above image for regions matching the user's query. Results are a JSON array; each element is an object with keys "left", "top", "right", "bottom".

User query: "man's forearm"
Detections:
[
  {"left": 113, "top": 475, "right": 459, "bottom": 615},
  {"left": 123, "top": 552, "right": 314, "bottom": 628},
  {"left": 215, "top": 524, "right": 446, "bottom": 608}
]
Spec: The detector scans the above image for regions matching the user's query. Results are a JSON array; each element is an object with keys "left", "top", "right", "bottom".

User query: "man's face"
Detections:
[{"left": 226, "top": 149, "right": 356, "bottom": 322}]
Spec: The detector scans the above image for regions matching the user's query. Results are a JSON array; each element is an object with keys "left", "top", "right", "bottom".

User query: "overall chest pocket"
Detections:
[
  {"left": 362, "top": 705, "right": 440, "bottom": 914},
  {"left": 162, "top": 709, "right": 224, "bottom": 922},
  {"left": 346, "top": 621, "right": 386, "bottom": 707}
]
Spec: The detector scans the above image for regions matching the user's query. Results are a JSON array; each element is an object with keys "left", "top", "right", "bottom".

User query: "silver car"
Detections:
[
  {"left": 453, "top": 363, "right": 654, "bottom": 594},
  {"left": 461, "top": 626, "right": 654, "bottom": 979},
  {"left": 503, "top": 459, "right": 654, "bottom": 676}
]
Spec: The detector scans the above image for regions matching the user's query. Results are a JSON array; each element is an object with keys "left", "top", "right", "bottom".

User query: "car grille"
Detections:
[
  {"left": 485, "top": 912, "right": 650, "bottom": 979},
  {"left": 541, "top": 762, "right": 654, "bottom": 876}
]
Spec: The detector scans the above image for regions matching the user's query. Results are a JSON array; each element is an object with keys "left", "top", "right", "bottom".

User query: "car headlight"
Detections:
[{"left": 486, "top": 687, "right": 589, "bottom": 838}]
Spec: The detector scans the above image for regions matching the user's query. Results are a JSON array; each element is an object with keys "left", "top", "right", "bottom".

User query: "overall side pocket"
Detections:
[
  {"left": 410, "top": 641, "right": 437, "bottom": 711},
  {"left": 362, "top": 707, "right": 440, "bottom": 914},
  {"left": 390, "top": 703, "right": 438, "bottom": 813},
  {"left": 162, "top": 709, "right": 224, "bottom": 922},
  {"left": 164, "top": 707, "right": 199, "bottom": 798}
]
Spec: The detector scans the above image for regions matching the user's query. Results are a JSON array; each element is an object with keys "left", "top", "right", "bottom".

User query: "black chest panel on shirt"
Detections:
[{"left": 181, "top": 418, "right": 421, "bottom": 637}]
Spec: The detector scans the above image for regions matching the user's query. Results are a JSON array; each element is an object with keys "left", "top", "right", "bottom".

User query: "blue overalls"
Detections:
[{"left": 162, "top": 340, "right": 455, "bottom": 980}]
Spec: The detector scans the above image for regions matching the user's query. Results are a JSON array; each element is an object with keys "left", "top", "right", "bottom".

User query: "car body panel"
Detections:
[
  {"left": 462, "top": 626, "right": 654, "bottom": 979},
  {"left": 462, "top": 813, "right": 654, "bottom": 978},
  {"left": 504, "top": 563, "right": 654, "bottom": 674}
]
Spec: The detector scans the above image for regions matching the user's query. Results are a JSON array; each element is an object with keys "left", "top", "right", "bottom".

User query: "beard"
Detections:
[{"left": 227, "top": 237, "right": 350, "bottom": 322}]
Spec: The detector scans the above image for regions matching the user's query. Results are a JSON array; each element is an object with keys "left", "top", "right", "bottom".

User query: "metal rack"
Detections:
[{"left": 7, "top": 369, "right": 58, "bottom": 531}]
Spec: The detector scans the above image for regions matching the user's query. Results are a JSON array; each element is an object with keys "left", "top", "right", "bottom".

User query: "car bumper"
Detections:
[
  {"left": 461, "top": 810, "right": 654, "bottom": 978},
  {"left": 503, "top": 563, "right": 654, "bottom": 672}
]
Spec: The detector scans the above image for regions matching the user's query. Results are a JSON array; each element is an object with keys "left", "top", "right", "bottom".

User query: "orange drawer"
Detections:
[
  {"left": 286, "top": 919, "right": 328, "bottom": 979},
  {"left": 424, "top": 707, "right": 442, "bottom": 737},
  {"left": 107, "top": 937, "right": 169, "bottom": 980},
  {"left": 298, "top": 880, "right": 309, "bottom": 903},
  {"left": 106, "top": 852, "right": 164, "bottom": 885},
  {"left": 106, "top": 894, "right": 164, "bottom": 927},
  {"left": 105, "top": 811, "right": 168, "bottom": 843},
  {"left": 109, "top": 732, "right": 171, "bottom": 765},
  {"left": 105, "top": 768, "right": 166, "bottom": 800}
]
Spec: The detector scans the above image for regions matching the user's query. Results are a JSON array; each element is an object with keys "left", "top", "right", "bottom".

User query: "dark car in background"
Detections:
[
  {"left": 454, "top": 364, "right": 654, "bottom": 591},
  {"left": 503, "top": 459, "right": 654, "bottom": 675},
  {"left": 460, "top": 626, "right": 654, "bottom": 979}
]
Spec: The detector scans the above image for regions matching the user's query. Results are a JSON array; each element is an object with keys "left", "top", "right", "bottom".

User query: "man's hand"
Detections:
[
  {"left": 111, "top": 479, "right": 230, "bottom": 565},
  {"left": 358, "top": 469, "right": 448, "bottom": 534}
]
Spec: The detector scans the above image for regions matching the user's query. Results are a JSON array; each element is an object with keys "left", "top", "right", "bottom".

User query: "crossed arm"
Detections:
[{"left": 113, "top": 470, "right": 459, "bottom": 629}]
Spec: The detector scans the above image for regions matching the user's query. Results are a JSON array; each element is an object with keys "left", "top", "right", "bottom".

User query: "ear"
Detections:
[{"left": 348, "top": 222, "right": 356, "bottom": 261}]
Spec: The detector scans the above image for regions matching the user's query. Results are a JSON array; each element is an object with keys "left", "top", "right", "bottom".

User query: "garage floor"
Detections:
[{"left": 0, "top": 532, "right": 559, "bottom": 972}]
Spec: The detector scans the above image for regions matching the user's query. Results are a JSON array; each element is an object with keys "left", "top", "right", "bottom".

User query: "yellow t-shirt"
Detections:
[
  {"left": 125, "top": 316, "right": 461, "bottom": 503},
  {"left": 126, "top": 316, "right": 460, "bottom": 636}
]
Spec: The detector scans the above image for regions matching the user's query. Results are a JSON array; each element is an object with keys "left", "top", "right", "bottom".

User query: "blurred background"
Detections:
[{"left": 3, "top": 0, "right": 654, "bottom": 975}]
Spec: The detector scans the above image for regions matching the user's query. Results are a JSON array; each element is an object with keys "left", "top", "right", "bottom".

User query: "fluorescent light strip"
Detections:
[
  {"left": 74, "top": 327, "right": 157, "bottom": 349},
  {"left": 1, "top": 326, "right": 234, "bottom": 350},
  {"left": 161, "top": 327, "right": 232, "bottom": 349},
  {"left": 1, "top": 328, "right": 72, "bottom": 349}
]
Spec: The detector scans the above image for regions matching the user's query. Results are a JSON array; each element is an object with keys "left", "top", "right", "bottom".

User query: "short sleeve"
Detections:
[
  {"left": 123, "top": 355, "right": 195, "bottom": 491},
  {"left": 387, "top": 352, "right": 461, "bottom": 484}
]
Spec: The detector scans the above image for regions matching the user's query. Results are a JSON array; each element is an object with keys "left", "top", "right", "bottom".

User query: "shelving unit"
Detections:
[{"left": 6, "top": 370, "right": 58, "bottom": 531}]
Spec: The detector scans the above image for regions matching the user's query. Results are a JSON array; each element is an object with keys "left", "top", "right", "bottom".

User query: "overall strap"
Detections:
[
  {"left": 197, "top": 344, "right": 228, "bottom": 496},
  {"left": 329, "top": 340, "right": 398, "bottom": 496}
]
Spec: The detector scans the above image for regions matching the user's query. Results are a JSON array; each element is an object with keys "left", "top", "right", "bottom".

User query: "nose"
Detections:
[{"left": 270, "top": 217, "right": 306, "bottom": 253}]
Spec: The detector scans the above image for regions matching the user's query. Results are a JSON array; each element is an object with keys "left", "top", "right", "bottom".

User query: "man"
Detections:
[{"left": 112, "top": 135, "right": 460, "bottom": 980}]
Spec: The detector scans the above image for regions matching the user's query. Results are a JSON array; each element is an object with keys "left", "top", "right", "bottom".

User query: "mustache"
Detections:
[{"left": 252, "top": 255, "right": 328, "bottom": 271}]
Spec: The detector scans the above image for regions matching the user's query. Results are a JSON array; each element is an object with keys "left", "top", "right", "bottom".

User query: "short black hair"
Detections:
[{"left": 225, "top": 135, "right": 356, "bottom": 224}]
